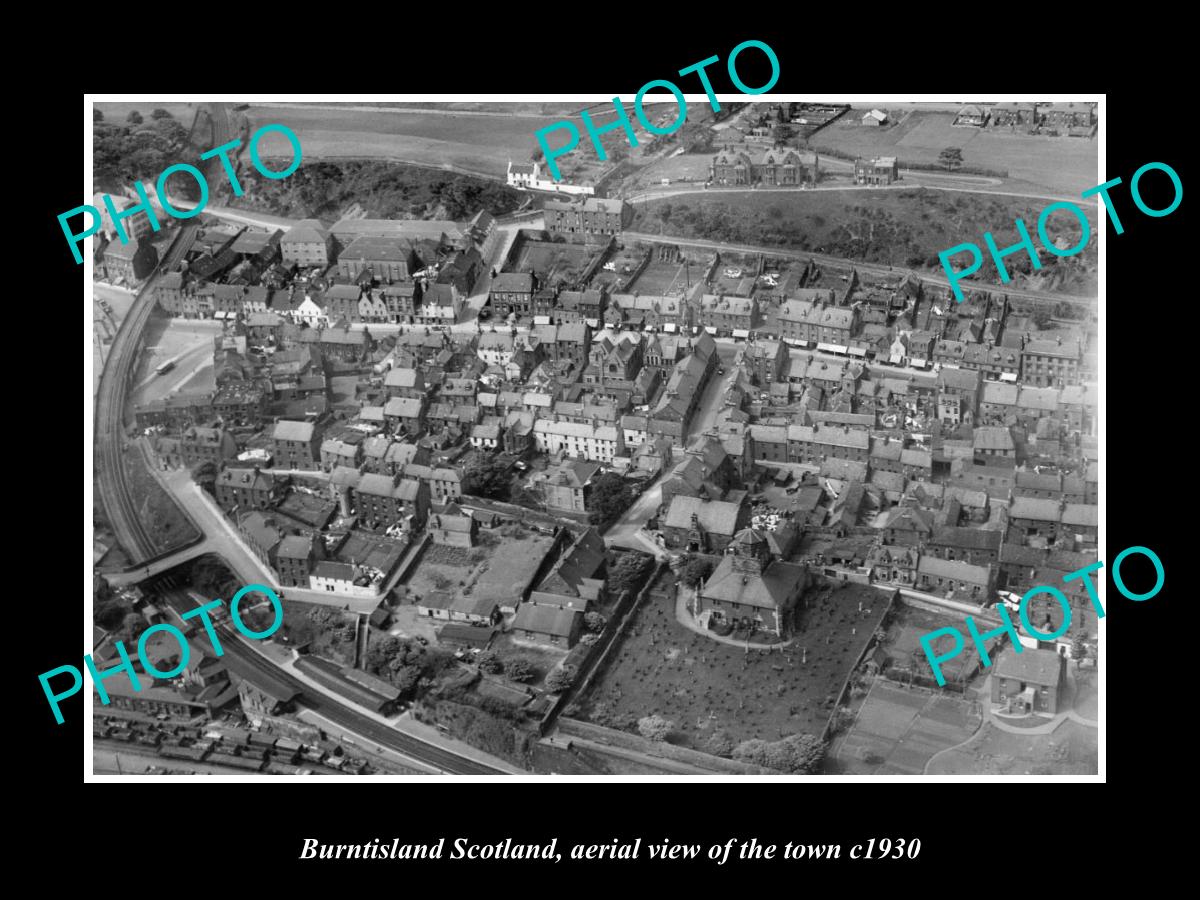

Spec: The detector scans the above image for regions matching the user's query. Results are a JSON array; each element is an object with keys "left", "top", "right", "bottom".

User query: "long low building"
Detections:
[{"left": 533, "top": 418, "right": 625, "bottom": 463}]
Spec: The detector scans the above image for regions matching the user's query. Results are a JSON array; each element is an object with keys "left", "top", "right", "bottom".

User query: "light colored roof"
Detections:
[
  {"left": 917, "top": 556, "right": 992, "bottom": 586},
  {"left": 1009, "top": 497, "right": 1062, "bottom": 522},
  {"left": 384, "top": 397, "right": 424, "bottom": 418},
  {"left": 995, "top": 647, "right": 1062, "bottom": 685},
  {"left": 282, "top": 219, "right": 328, "bottom": 245},
  {"left": 273, "top": 420, "right": 314, "bottom": 442},
  {"left": 663, "top": 495, "right": 744, "bottom": 536},
  {"left": 339, "top": 235, "right": 410, "bottom": 261},
  {"left": 974, "top": 426, "right": 1015, "bottom": 451},
  {"left": 513, "top": 604, "right": 581, "bottom": 638},
  {"left": 1061, "top": 504, "right": 1097, "bottom": 527}
]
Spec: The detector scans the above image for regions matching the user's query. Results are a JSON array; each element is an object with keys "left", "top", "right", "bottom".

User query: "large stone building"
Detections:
[
  {"left": 543, "top": 197, "right": 630, "bottom": 236},
  {"left": 280, "top": 219, "right": 333, "bottom": 267},
  {"left": 710, "top": 146, "right": 814, "bottom": 186},
  {"left": 853, "top": 157, "right": 899, "bottom": 185}
]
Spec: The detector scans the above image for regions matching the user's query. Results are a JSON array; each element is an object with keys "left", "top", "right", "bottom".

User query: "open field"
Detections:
[
  {"left": 632, "top": 188, "right": 1099, "bottom": 296},
  {"left": 810, "top": 110, "right": 1099, "bottom": 196},
  {"left": 926, "top": 717, "right": 1097, "bottom": 775},
  {"left": 576, "top": 577, "right": 887, "bottom": 749},
  {"left": 626, "top": 255, "right": 704, "bottom": 296},
  {"left": 512, "top": 239, "right": 601, "bottom": 287},
  {"left": 121, "top": 444, "right": 200, "bottom": 555},
  {"left": 94, "top": 102, "right": 203, "bottom": 125},
  {"left": 628, "top": 152, "right": 714, "bottom": 189},
  {"left": 130, "top": 314, "right": 221, "bottom": 407},
  {"left": 244, "top": 105, "right": 560, "bottom": 178},
  {"left": 833, "top": 679, "right": 981, "bottom": 774}
]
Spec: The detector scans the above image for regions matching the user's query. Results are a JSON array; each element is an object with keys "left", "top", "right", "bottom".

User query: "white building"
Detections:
[
  {"left": 506, "top": 159, "right": 595, "bottom": 196},
  {"left": 308, "top": 561, "right": 382, "bottom": 598},
  {"left": 534, "top": 418, "right": 625, "bottom": 463},
  {"left": 477, "top": 331, "right": 517, "bottom": 366}
]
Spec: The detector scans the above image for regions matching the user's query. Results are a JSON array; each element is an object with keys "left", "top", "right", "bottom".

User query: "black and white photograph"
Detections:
[{"left": 76, "top": 92, "right": 1112, "bottom": 783}]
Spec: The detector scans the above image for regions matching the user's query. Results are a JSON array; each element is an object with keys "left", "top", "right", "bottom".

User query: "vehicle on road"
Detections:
[{"left": 155, "top": 361, "right": 176, "bottom": 376}]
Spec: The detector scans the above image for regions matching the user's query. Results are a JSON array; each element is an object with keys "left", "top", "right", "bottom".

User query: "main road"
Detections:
[{"left": 619, "top": 230, "right": 1096, "bottom": 309}]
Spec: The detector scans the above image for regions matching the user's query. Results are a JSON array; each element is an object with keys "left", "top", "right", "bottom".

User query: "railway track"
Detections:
[
  {"left": 93, "top": 106, "right": 509, "bottom": 774},
  {"left": 156, "top": 581, "right": 503, "bottom": 775}
]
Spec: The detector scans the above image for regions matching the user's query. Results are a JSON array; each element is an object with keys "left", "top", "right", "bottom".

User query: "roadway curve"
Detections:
[
  {"left": 157, "top": 590, "right": 503, "bottom": 775},
  {"left": 92, "top": 103, "right": 510, "bottom": 776},
  {"left": 620, "top": 230, "right": 1097, "bottom": 309}
]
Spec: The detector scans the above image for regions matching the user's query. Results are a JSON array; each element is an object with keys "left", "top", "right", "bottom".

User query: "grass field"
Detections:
[
  {"left": 925, "top": 717, "right": 1097, "bottom": 775},
  {"left": 810, "top": 110, "right": 1099, "bottom": 196},
  {"left": 833, "top": 679, "right": 981, "bottom": 774},
  {"left": 94, "top": 102, "right": 203, "bottom": 125},
  {"left": 626, "top": 256, "right": 703, "bottom": 295},
  {"left": 576, "top": 578, "right": 887, "bottom": 749},
  {"left": 244, "top": 105, "right": 562, "bottom": 178},
  {"left": 633, "top": 188, "right": 1099, "bottom": 296},
  {"left": 122, "top": 444, "right": 200, "bottom": 555}
]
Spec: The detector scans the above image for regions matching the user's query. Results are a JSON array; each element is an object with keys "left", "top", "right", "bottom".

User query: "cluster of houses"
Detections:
[
  {"left": 952, "top": 102, "right": 1097, "bottom": 134},
  {"left": 129, "top": 211, "right": 500, "bottom": 324},
  {"left": 118, "top": 183, "right": 1096, "bottom": 712}
]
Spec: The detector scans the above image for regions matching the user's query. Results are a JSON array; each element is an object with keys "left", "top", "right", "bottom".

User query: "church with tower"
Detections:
[{"left": 695, "top": 527, "right": 809, "bottom": 637}]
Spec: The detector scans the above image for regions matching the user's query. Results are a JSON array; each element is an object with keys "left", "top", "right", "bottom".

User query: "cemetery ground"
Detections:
[{"left": 575, "top": 577, "right": 888, "bottom": 750}]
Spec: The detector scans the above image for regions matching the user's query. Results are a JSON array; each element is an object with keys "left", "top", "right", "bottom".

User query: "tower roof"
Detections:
[{"left": 733, "top": 527, "right": 767, "bottom": 547}]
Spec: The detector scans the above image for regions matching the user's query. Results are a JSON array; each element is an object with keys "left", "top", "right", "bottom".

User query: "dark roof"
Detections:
[{"left": 512, "top": 604, "right": 580, "bottom": 638}]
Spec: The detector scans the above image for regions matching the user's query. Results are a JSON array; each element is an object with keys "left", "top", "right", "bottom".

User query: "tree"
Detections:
[
  {"left": 127, "top": 110, "right": 144, "bottom": 125},
  {"left": 93, "top": 108, "right": 104, "bottom": 122},
  {"left": 938, "top": 147, "right": 964, "bottom": 171},
  {"left": 476, "top": 651, "right": 503, "bottom": 674},
  {"left": 1031, "top": 307, "right": 1053, "bottom": 329},
  {"left": 608, "top": 552, "right": 653, "bottom": 595},
  {"left": 151, "top": 108, "right": 171, "bottom": 119},
  {"left": 191, "top": 460, "right": 218, "bottom": 492},
  {"left": 532, "top": 145, "right": 544, "bottom": 162},
  {"left": 546, "top": 665, "right": 577, "bottom": 693},
  {"left": 680, "top": 556, "right": 714, "bottom": 588},
  {"left": 771, "top": 123, "right": 794, "bottom": 144},
  {"left": 95, "top": 596, "right": 130, "bottom": 631},
  {"left": 657, "top": 202, "right": 673, "bottom": 223},
  {"left": 462, "top": 455, "right": 511, "bottom": 500},
  {"left": 734, "top": 734, "right": 826, "bottom": 773},
  {"left": 733, "top": 738, "right": 770, "bottom": 765},
  {"left": 583, "top": 611, "right": 606, "bottom": 633},
  {"left": 705, "top": 730, "right": 736, "bottom": 758},
  {"left": 190, "top": 555, "right": 239, "bottom": 599},
  {"left": 587, "top": 473, "right": 635, "bottom": 531},
  {"left": 505, "top": 658, "right": 536, "bottom": 683},
  {"left": 777, "top": 734, "right": 827, "bottom": 773},
  {"left": 637, "top": 714, "right": 674, "bottom": 742}
]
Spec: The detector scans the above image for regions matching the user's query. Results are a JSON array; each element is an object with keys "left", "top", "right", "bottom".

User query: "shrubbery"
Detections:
[{"left": 733, "top": 734, "right": 826, "bottom": 773}]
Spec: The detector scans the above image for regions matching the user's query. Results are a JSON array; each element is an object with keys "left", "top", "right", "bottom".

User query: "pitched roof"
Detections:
[
  {"left": 995, "top": 647, "right": 1062, "bottom": 685},
  {"left": 663, "top": 495, "right": 745, "bottom": 536},
  {"left": 282, "top": 219, "right": 328, "bottom": 245},
  {"left": 512, "top": 604, "right": 581, "bottom": 638},
  {"left": 700, "top": 555, "right": 807, "bottom": 611}
]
